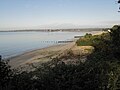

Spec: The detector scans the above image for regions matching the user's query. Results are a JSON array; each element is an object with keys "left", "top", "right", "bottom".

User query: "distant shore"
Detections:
[{"left": 0, "top": 28, "right": 104, "bottom": 32}]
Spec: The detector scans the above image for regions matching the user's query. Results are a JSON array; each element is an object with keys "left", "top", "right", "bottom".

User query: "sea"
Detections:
[{"left": 0, "top": 31, "right": 89, "bottom": 59}]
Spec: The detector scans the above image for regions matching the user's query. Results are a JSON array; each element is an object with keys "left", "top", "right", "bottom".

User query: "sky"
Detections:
[{"left": 0, "top": 0, "right": 120, "bottom": 30}]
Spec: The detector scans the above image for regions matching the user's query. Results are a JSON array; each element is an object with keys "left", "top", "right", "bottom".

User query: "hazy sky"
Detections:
[{"left": 0, "top": 0, "right": 120, "bottom": 30}]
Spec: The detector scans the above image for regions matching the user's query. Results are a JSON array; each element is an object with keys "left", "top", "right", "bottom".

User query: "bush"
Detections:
[
  {"left": 0, "top": 59, "right": 13, "bottom": 89},
  {"left": 110, "top": 25, "right": 120, "bottom": 59}
]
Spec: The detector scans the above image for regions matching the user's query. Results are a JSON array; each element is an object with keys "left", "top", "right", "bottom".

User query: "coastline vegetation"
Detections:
[{"left": 0, "top": 25, "right": 120, "bottom": 90}]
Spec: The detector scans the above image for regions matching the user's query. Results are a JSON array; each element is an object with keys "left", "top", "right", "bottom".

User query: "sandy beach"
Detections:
[{"left": 9, "top": 42, "right": 75, "bottom": 69}]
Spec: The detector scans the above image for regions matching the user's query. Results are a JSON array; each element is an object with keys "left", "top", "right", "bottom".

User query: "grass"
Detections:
[{"left": 76, "top": 33, "right": 110, "bottom": 46}]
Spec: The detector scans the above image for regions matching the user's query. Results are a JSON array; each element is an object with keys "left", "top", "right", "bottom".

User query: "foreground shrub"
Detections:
[{"left": 0, "top": 59, "right": 13, "bottom": 90}]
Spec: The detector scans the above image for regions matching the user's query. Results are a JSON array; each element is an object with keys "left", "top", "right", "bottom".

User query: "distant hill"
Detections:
[{"left": 0, "top": 28, "right": 105, "bottom": 32}]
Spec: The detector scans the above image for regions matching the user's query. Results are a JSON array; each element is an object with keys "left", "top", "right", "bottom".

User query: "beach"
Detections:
[{"left": 8, "top": 42, "right": 75, "bottom": 69}]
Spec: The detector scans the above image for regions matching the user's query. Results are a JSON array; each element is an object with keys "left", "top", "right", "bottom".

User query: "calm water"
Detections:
[{"left": 0, "top": 31, "right": 87, "bottom": 58}]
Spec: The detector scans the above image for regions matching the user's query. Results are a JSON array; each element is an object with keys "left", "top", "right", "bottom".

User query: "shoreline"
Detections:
[
  {"left": 8, "top": 44, "right": 64, "bottom": 60},
  {"left": 8, "top": 42, "right": 75, "bottom": 69},
  {"left": 8, "top": 31, "right": 104, "bottom": 69}
]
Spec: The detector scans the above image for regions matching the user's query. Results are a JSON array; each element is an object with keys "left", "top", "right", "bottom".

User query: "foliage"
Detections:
[
  {"left": 0, "top": 59, "right": 13, "bottom": 90},
  {"left": 76, "top": 33, "right": 110, "bottom": 46},
  {"left": 76, "top": 33, "right": 93, "bottom": 46},
  {"left": 109, "top": 25, "right": 120, "bottom": 59},
  {"left": 87, "top": 25, "right": 120, "bottom": 89}
]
